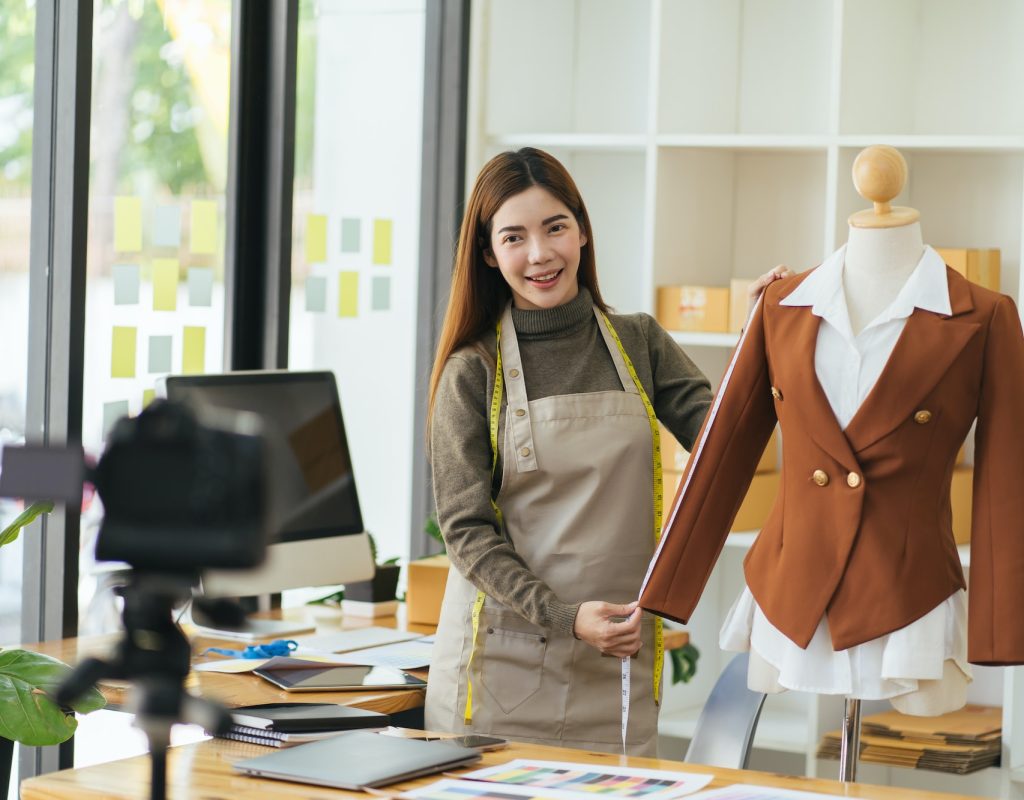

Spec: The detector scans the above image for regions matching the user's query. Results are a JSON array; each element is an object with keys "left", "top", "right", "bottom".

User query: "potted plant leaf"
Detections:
[{"left": 0, "top": 502, "right": 106, "bottom": 793}]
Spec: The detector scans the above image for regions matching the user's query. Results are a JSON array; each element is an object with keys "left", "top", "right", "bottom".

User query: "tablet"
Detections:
[{"left": 253, "top": 664, "right": 428, "bottom": 692}]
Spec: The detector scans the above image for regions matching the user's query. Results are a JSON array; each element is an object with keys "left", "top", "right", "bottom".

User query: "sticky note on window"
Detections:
[
  {"left": 307, "top": 214, "right": 327, "bottom": 263},
  {"left": 142, "top": 389, "right": 156, "bottom": 408},
  {"left": 341, "top": 218, "right": 361, "bottom": 253},
  {"left": 338, "top": 272, "right": 358, "bottom": 317},
  {"left": 306, "top": 275, "right": 326, "bottom": 312},
  {"left": 190, "top": 199, "right": 218, "bottom": 254},
  {"left": 114, "top": 197, "right": 142, "bottom": 252},
  {"left": 183, "top": 326, "right": 205, "bottom": 374},
  {"left": 113, "top": 264, "right": 140, "bottom": 305},
  {"left": 187, "top": 267, "right": 214, "bottom": 307},
  {"left": 111, "top": 327, "right": 137, "bottom": 378},
  {"left": 372, "top": 219, "right": 392, "bottom": 265},
  {"left": 103, "top": 401, "right": 130, "bottom": 441},
  {"left": 148, "top": 335, "right": 172, "bottom": 374},
  {"left": 153, "top": 204, "right": 182, "bottom": 248},
  {"left": 152, "top": 258, "right": 179, "bottom": 311},
  {"left": 371, "top": 276, "right": 390, "bottom": 311}
]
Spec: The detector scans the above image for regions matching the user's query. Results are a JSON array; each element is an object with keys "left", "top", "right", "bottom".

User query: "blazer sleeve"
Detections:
[
  {"left": 967, "top": 295, "right": 1024, "bottom": 665},
  {"left": 639, "top": 295, "right": 778, "bottom": 624}
]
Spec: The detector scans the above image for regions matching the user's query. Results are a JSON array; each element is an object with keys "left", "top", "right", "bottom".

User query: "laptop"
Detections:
[{"left": 233, "top": 730, "right": 481, "bottom": 789}]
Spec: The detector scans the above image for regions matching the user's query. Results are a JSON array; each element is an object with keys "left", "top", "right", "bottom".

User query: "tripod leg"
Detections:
[
  {"left": 0, "top": 736, "right": 12, "bottom": 799},
  {"left": 838, "top": 697, "right": 861, "bottom": 782}
]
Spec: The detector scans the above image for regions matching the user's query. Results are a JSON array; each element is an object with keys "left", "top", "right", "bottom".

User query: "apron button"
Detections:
[
  {"left": 514, "top": 408, "right": 526, "bottom": 417},
  {"left": 540, "top": 636, "right": 546, "bottom": 643},
  {"left": 509, "top": 369, "right": 520, "bottom": 378},
  {"left": 520, "top": 446, "right": 531, "bottom": 457},
  {"left": 487, "top": 627, "right": 494, "bottom": 634}
]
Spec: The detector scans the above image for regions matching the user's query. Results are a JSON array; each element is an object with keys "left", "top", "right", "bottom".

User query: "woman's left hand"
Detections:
[{"left": 747, "top": 265, "right": 793, "bottom": 315}]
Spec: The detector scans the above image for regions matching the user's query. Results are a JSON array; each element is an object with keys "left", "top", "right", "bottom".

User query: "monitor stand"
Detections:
[{"left": 187, "top": 600, "right": 317, "bottom": 642}]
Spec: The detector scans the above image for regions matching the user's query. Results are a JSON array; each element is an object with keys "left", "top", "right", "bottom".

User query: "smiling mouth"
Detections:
[{"left": 527, "top": 269, "right": 562, "bottom": 284}]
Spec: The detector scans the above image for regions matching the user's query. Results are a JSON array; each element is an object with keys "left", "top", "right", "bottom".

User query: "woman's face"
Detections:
[{"left": 484, "top": 185, "right": 587, "bottom": 311}]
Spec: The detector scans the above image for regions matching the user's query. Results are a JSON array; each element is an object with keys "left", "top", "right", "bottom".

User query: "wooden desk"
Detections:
[
  {"left": 20, "top": 733, "right": 985, "bottom": 800},
  {"left": 20, "top": 607, "right": 688, "bottom": 717},
  {"left": 19, "top": 606, "right": 435, "bottom": 717}
]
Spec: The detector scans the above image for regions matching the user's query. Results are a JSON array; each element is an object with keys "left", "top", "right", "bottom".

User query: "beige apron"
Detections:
[{"left": 425, "top": 303, "right": 660, "bottom": 755}]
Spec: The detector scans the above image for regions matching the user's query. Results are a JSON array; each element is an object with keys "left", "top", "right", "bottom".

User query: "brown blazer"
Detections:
[{"left": 640, "top": 267, "right": 1024, "bottom": 665}]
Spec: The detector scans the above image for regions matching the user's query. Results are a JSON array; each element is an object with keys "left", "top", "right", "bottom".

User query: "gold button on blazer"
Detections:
[{"left": 640, "top": 267, "right": 1024, "bottom": 665}]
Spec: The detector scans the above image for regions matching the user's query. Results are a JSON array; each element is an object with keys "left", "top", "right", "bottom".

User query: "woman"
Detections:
[{"left": 425, "top": 147, "right": 784, "bottom": 755}]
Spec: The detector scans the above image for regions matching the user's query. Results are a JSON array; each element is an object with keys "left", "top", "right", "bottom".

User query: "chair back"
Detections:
[{"left": 684, "top": 652, "right": 766, "bottom": 770}]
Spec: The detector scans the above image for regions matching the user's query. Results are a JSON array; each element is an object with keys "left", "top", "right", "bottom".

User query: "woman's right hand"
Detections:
[{"left": 573, "top": 600, "right": 642, "bottom": 658}]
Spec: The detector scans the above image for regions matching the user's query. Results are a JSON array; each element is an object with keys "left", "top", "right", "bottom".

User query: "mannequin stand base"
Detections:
[{"left": 838, "top": 697, "right": 862, "bottom": 782}]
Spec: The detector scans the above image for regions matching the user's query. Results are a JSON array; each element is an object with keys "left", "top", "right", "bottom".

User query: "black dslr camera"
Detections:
[
  {"left": 93, "top": 399, "right": 270, "bottom": 573},
  {"left": 1, "top": 400, "right": 273, "bottom": 800}
]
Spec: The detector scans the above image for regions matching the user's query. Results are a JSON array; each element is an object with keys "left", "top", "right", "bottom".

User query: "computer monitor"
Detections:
[{"left": 158, "top": 370, "right": 375, "bottom": 597}]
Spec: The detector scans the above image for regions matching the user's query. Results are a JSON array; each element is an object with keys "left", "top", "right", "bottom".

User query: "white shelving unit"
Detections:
[{"left": 468, "top": 0, "right": 1024, "bottom": 795}]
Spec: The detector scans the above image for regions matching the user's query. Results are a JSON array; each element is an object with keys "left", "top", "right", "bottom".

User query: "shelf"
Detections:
[
  {"left": 657, "top": 135, "right": 829, "bottom": 151},
  {"left": 483, "top": 0, "right": 650, "bottom": 136},
  {"left": 725, "top": 531, "right": 759, "bottom": 549},
  {"left": 660, "top": 705, "right": 810, "bottom": 755},
  {"left": 839, "top": 0, "right": 1024, "bottom": 137},
  {"left": 487, "top": 134, "right": 647, "bottom": 151},
  {"left": 836, "top": 135, "right": 1024, "bottom": 153},
  {"left": 669, "top": 330, "right": 740, "bottom": 348}
]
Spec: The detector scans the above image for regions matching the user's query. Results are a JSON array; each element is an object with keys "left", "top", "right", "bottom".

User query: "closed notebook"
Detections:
[
  {"left": 233, "top": 730, "right": 481, "bottom": 789},
  {"left": 216, "top": 726, "right": 349, "bottom": 748},
  {"left": 230, "top": 702, "right": 388, "bottom": 732}
]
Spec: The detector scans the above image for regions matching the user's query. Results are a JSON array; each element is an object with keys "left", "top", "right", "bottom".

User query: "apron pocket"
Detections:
[{"left": 480, "top": 623, "right": 548, "bottom": 714}]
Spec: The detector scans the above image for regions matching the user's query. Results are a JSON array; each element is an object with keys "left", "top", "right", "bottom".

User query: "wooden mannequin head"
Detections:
[{"left": 848, "top": 145, "right": 920, "bottom": 229}]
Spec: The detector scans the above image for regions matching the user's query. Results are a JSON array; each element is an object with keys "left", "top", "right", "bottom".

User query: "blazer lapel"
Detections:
[
  {"left": 844, "top": 269, "right": 981, "bottom": 453},
  {"left": 769, "top": 299, "right": 858, "bottom": 469}
]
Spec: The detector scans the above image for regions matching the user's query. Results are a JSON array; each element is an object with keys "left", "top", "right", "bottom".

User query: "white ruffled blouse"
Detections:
[{"left": 719, "top": 245, "right": 972, "bottom": 714}]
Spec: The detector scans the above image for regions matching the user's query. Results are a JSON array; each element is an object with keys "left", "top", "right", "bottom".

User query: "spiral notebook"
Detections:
[{"left": 233, "top": 730, "right": 481, "bottom": 789}]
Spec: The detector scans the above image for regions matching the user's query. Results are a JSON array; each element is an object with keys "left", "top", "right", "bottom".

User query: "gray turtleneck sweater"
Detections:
[{"left": 430, "top": 287, "right": 712, "bottom": 635}]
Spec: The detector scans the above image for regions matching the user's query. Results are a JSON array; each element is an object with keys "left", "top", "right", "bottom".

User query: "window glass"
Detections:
[
  {"left": 288, "top": 0, "right": 426, "bottom": 596},
  {"left": 81, "top": 0, "right": 232, "bottom": 634},
  {"left": 0, "top": 0, "right": 36, "bottom": 646}
]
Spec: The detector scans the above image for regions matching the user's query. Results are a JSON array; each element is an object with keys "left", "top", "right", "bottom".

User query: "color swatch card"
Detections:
[
  {"left": 405, "top": 779, "right": 652, "bottom": 800},
  {"left": 687, "top": 786, "right": 843, "bottom": 800},
  {"left": 462, "top": 760, "right": 712, "bottom": 799}
]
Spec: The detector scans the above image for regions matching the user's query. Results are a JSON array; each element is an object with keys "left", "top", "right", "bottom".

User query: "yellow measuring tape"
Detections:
[
  {"left": 463, "top": 314, "right": 664, "bottom": 724},
  {"left": 463, "top": 321, "right": 505, "bottom": 723},
  {"left": 598, "top": 313, "right": 665, "bottom": 704}
]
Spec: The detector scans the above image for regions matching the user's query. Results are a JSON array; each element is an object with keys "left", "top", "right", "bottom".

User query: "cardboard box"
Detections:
[
  {"left": 729, "top": 278, "right": 753, "bottom": 332},
  {"left": 663, "top": 470, "right": 683, "bottom": 507},
  {"left": 934, "top": 248, "right": 1001, "bottom": 292},
  {"left": 659, "top": 425, "right": 776, "bottom": 485},
  {"left": 659, "top": 425, "right": 690, "bottom": 473},
  {"left": 657, "top": 286, "right": 730, "bottom": 332},
  {"left": 951, "top": 466, "right": 972, "bottom": 545},
  {"left": 732, "top": 471, "right": 781, "bottom": 532},
  {"left": 405, "top": 554, "right": 450, "bottom": 626},
  {"left": 757, "top": 427, "right": 780, "bottom": 473}
]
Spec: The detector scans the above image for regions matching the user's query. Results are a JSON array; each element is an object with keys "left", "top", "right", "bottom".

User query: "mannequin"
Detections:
[
  {"left": 729, "top": 146, "right": 969, "bottom": 780},
  {"left": 843, "top": 146, "right": 924, "bottom": 335},
  {"left": 638, "top": 142, "right": 1024, "bottom": 783}
]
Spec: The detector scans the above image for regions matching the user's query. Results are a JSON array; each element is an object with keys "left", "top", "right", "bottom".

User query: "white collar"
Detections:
[{"left": 780, "top": 244, "right": 952, "bottom": 329}]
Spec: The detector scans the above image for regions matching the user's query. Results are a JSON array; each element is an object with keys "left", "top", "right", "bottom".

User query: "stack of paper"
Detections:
[{"left": 817, "top": 704, "right": 1001, "bottom": 774}]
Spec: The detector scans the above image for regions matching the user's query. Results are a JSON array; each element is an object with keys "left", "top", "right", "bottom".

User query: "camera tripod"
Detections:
[{"left": 57, "top": 571, "right": 232, "bottom": 800}]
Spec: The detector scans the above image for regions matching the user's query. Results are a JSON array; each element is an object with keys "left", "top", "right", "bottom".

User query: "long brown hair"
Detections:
[{"left": 427, "top": 148, "right": 609, "bottom": 433}]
